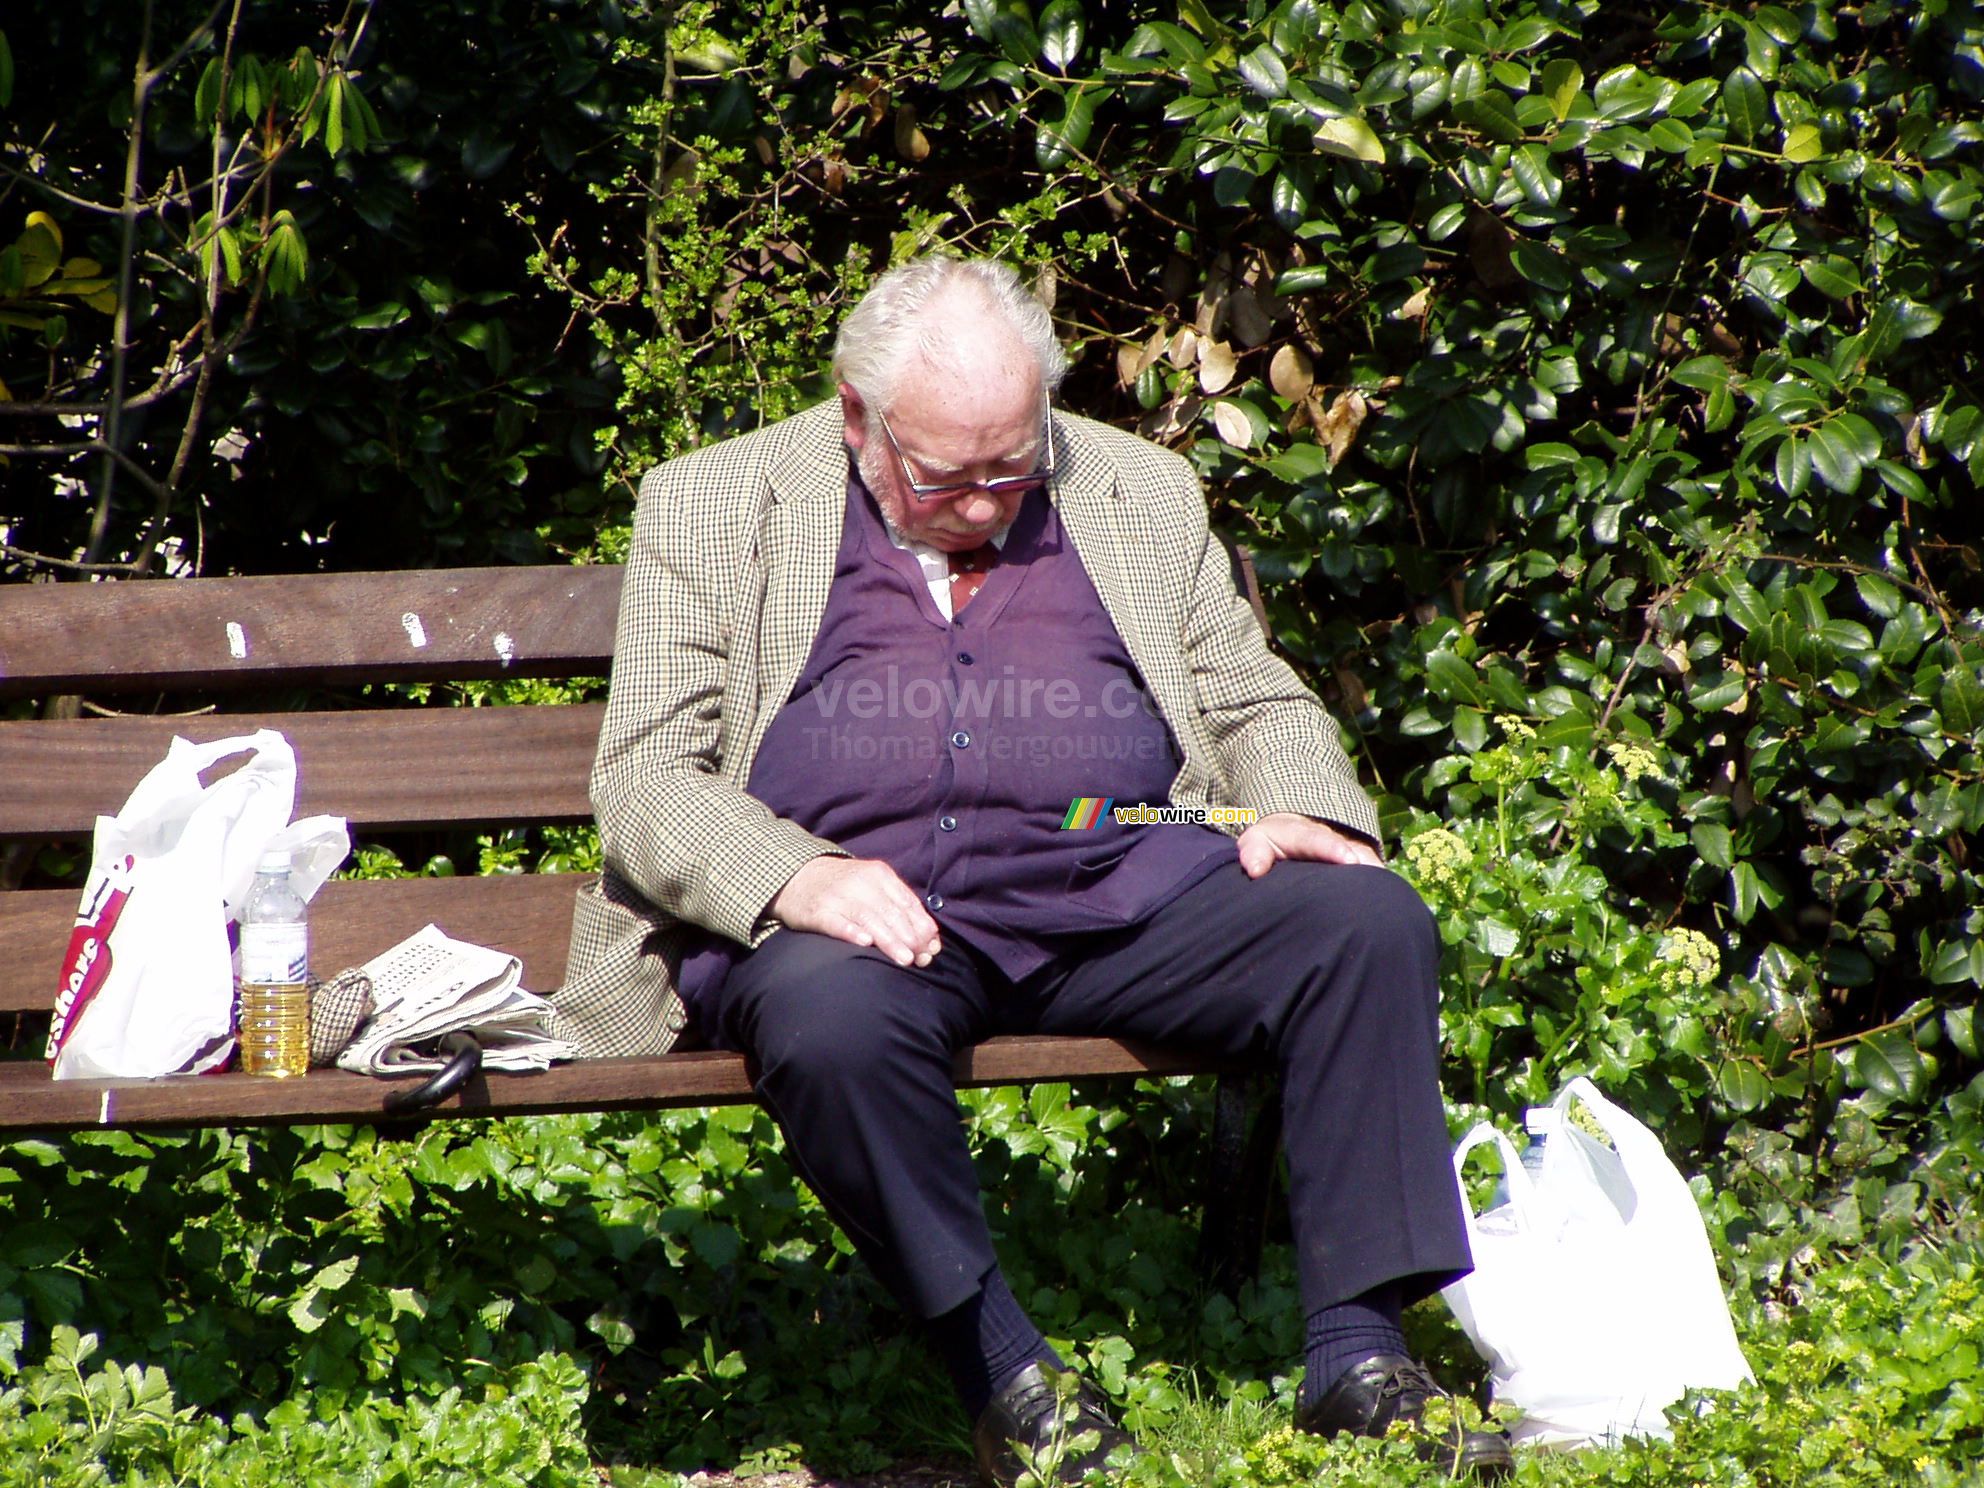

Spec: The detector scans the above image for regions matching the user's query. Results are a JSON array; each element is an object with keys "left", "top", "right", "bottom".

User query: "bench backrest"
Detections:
[{"left": 0, "top": 567, "right": 624, "bottom": 1015}]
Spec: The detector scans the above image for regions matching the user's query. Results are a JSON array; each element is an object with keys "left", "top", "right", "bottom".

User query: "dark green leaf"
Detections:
[
  {"left": 1036, "top": 85, "right": 1098, "bottom": 168},
  {"left": 1456, "top": 91, "right": 1522, "bottom": 144},
  {"left": 1948, "top": 1005, "right": 1981, "bottom": 1056},
  {"left": 1717, "top": 1060, "right": 1770, "bottom": 1113},
  {"left": 1510, "top": 240, "right": 1570, "bottom": 292},
  {"left": 1854, "top": 573, "right": 1901, "bottom": 619},
  {"left": 1722, "top": 68, "right": 1768, "bottom": 142},
  {"left": 1276, "top": 264, "right": 1331, "bottom": 295},
  {"left": 1647, "top": 117, "right": 1694, "bottom": 152},
  {"left": 1692, "top": 821, "right": 1735, "bottom": 869},
  {"left": 1852, "top": 1030, "right": 1925, "bottom": 1101},
  {"left": 1774, "top": 435, "right": 1811, "bottom": 497},
  {"left": 1808, "top": 422, "right": 1864, "bottom": 494},
  {"left": 1539, "top": 57, "right": 1582, "bottom": 122},
  {"left": 1803, "top": 256, "right": 1862, "bottom": 300},
  {"left": 1511, "top": 143, "right": 1560, "bottom": 207},
  {"left": 1238, "top": 44, "right": 1288, "bottom": 99},
  {"left": 1039, "top": 0, "right": 1085, "bottom": 70},
  {"left": 1671, "top": 355, "right": 1733, "bottom": 393},
  {"left": 1426, "top": 650, "right": 1487, "bottom": 706},
  {"left": 1938, "top": 665, "right": 1984, "bottom": 736},
  {"left": 1929, "top": 941, "right": 1981, "bottom": 989},
  {"left": 1753, "top": 5, "right": 1803, "bottom": 43}
]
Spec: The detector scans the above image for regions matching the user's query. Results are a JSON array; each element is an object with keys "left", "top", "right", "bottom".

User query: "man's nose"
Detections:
[{"left": 958, "top": 492, "right": 1004, "bottom": 525}]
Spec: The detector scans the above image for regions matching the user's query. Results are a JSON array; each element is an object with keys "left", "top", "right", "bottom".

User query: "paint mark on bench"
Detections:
[
  {"left": 493, "top": 631, "right": 516, "bottom": 665},
  {"left": 226, "top": 622, "right": 248, "bottom": 660},
  {"left": 100, "top": 1089, "right": 114, "bottom": 1125},
  {"left": 402, "top": 612, "right": 429, "bottom": 648}
]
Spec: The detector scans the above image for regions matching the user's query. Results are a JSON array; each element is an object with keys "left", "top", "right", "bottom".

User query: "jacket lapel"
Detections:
[
  {"left": 747, "top": 404, "right": 848, "bottom": 775},
  {"left": 1052, "top": 416, "right": 1194, "bottom": 733}
]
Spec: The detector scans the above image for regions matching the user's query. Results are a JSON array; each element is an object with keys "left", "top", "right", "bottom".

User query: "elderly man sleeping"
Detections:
[{"left": 554, "top": 255, "right": 1511, "bottom": 1484}]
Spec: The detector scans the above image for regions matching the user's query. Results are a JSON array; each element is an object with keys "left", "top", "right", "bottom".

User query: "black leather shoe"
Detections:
[
  {"left": 1296, "top": 1352, "right": 1514, "bottom": 1479},
  {"left": 972, "top": 1361, "right": 1133, "bottom": 1487}
]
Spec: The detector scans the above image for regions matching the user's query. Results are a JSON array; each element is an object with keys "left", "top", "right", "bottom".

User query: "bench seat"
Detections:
[{"left": 0, "top": 565, "right": 1262, "bottom": 1158}]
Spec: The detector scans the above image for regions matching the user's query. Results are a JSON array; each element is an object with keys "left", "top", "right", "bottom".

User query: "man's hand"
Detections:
[
  {"left": 1236, "top": 811, "right": 1385, "bottom": 877},
  {"left": 770, "top": 856, "right": 943, "bottom": 967}
]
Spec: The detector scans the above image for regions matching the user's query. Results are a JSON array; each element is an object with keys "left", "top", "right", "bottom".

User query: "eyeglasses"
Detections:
[{"left": 876, "top": 409, "right": 1057, "bottom": 504}]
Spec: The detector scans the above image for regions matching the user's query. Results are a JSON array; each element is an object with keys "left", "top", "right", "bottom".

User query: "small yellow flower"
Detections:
[
  {"left": 1405, "top": 829, "right": 1475, "bottom": 892},
  {"left": 1605, "top": 741, "right": 1661, "bottom": 781},
  {"left": 1657, "top": 928, "right": 1719, "bottom": 992},
  {"left": 1496, "top": 714, "right": 1536, "bottom": 742}
]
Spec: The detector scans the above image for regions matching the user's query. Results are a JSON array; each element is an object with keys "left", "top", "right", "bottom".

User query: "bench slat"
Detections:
[
  {"left": 0, "top": 872, "right": 585, "bottom": 1015},
  {"left": 0, "top": 705, "right": 602, "bottom": 841},
  {"left": 0, "top": 566, "right": 620, "bottom": 699},
  {"left": 0, "top": 1036, "right": 1210, "bottom": 1132}
]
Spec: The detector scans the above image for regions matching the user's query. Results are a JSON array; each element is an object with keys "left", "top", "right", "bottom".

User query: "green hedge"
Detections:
[{"left": 3, "top": 1, "right": 1982, "bottom": 1481}]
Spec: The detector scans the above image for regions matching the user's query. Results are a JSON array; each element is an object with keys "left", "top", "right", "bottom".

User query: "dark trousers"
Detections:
[{"left": 705, "top": 859, "right": 1471, "bottom": 1321}]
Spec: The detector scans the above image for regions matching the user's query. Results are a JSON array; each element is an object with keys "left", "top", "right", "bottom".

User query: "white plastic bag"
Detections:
[
  {"left": 46, "top": 729, "right": 349, "bottom": 1079},
  {"left": 1441, "top": 1076, "right": 1752, "bottom": 1449}
]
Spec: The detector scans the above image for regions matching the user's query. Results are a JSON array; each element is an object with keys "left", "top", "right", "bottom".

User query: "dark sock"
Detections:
[
  {"left": 1298, "top": 1280, "right": 1408, "bottom": 1411},
  {"left": 928, "top": 1267, "right": 1065, "bottom": 1422}
]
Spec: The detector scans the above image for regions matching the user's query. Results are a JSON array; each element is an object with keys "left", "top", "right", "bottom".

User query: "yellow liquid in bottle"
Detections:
[{"left": 238, "top": 981, "right": 310, "bottom": 1077}]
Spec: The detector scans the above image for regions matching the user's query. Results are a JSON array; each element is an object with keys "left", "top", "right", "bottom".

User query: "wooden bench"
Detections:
[{"left": 0, "top": 566, "right": 1276, "bottom": 1271}]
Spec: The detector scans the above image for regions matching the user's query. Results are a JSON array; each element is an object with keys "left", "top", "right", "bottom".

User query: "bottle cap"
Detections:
[
  {"left": 1523, "top": 1106, "right": 1560, "bottom": 1136},
  {"left": 257, "top": 850, "right": 292, "bottom": 874}
]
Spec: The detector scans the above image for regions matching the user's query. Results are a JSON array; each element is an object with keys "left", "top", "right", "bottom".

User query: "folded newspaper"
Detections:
[{"left": 336, "top": 924, "right": 575, "bottom": 1076}]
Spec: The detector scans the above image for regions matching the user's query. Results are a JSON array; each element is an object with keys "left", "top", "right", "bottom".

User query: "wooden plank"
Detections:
[
  {"left": 0, "top": 566, "right": 621, "bottom": 699},
  {"left": 0, "top": 1037, "right": 1214, "bottom": 1132},
  {"left": 0, "top": 703, "right": 602, "bottom": 840},
  {"left": 0, "top": 873, "right": 585, "bottom": 1015}
]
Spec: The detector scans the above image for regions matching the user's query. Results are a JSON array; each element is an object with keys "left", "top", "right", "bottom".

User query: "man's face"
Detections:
[{"left": 841, "top": 363, "right": 1047, "bottom": 551}]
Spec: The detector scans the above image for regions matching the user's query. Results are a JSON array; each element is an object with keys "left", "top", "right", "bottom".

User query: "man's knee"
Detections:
[
  {"left": 1350, "top": 867, "right": 1440, "bottom": 959},
  {"left": 728, "top": 934, "right": 953, "bottom": 1086}
]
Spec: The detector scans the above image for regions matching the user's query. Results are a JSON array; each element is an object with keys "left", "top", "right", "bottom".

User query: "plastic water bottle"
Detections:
[
  {"left": 1517, "top": 1105, "right": 1559, "bottom": 1183},
  {"left": 237, "top": 852, "right": 310, "bottom": 1077},
  {"left": 1486, "top": 1106, "right": 1560, "bottom": 1213}
]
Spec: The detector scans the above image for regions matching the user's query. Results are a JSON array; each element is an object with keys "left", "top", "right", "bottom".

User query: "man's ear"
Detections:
[{"left": 838, "top": 382, "right": 868, "bottom": 451}]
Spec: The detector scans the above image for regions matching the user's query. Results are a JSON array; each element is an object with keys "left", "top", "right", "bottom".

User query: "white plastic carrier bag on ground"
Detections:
[
  {"left": 46, "top": 729, "right": 348, "bottom": 1079},
  {"left": 1440, "top": 1075, "right": 1753, "bottom": 1449}
]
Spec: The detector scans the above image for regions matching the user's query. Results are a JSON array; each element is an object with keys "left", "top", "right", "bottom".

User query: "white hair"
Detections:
[{"left": 833, "top": 256, "right": 1069, "bottom": 414}]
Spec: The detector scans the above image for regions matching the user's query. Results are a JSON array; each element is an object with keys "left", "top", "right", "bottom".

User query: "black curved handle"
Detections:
[{"left": 382, "top": 1030, "right": 483, "bottom": 1115}]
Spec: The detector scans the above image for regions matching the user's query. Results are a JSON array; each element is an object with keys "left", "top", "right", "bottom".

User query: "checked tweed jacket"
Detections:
[{"left": 550, "top": 400, "right": 1380, "bottom": 1057}]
